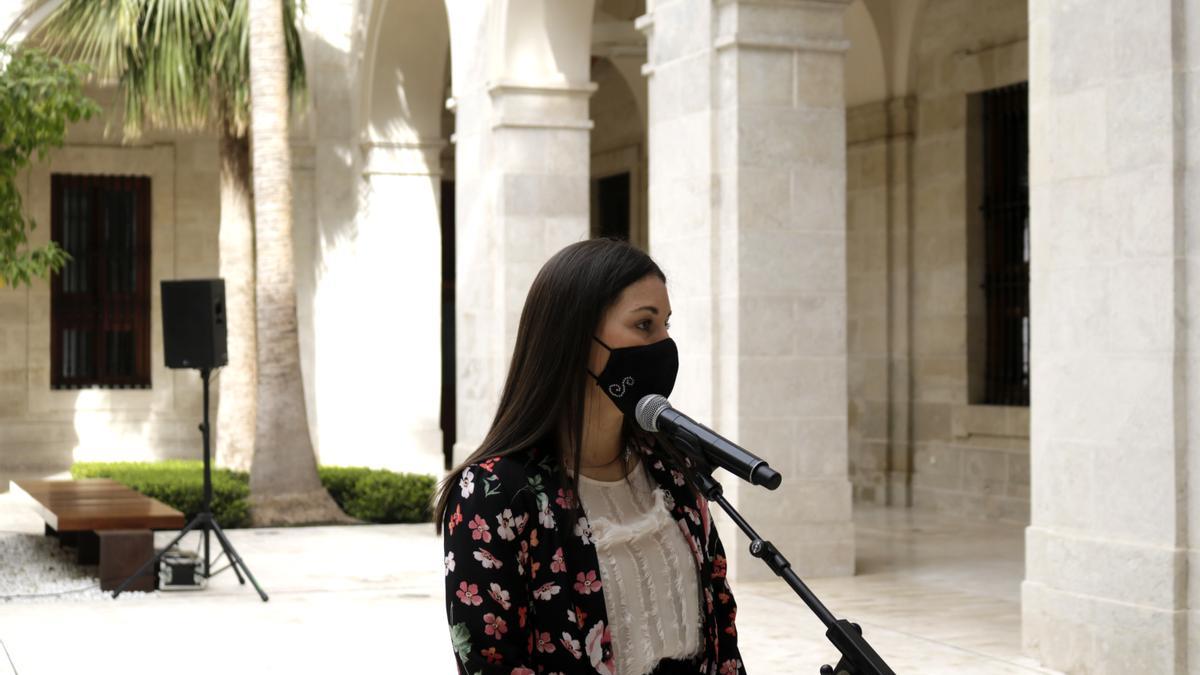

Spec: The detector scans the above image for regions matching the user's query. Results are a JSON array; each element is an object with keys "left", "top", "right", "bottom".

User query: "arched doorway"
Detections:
[
  {"left": 590, "top": 0, "right": 648, "bottom": 248},
  {"left": 315, "top": 0, "right": 450, "bottom": 475}
]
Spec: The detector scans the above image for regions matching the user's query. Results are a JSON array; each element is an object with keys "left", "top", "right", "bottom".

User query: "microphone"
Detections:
[{"left": 635, "top": 394, "right": 782, "bottom": 490}]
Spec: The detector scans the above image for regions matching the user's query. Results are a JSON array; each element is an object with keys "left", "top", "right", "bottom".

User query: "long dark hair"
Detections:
[{"left": 433, "top": 238, "right": 666, "bottom": 531}]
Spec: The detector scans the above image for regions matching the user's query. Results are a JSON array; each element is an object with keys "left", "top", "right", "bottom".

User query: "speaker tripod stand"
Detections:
[{"left": 112, "top": 367, "right": 268, "bottom": 601}]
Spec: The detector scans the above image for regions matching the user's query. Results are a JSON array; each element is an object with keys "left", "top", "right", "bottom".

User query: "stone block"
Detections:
[
  {"left": 1046, "top": 86, "right": 1107, "bottom": 180},
  {"left": 788, "top": 416, "right": 851, "bottom": 478},
  {"left": 793, "top": 52, "right": 844, "bottom": 109},
  {"left": 1105, "top": 73, "right": 1174, "bottom": 172},
  {"left": 739, "top": 355, "right": 845, "bottom": 419},
  {"left": 911, "top": 315, "right": 966, "bottom": 358},
  {"left": 1026, "top": 526, "right": 1184, "bottom": 612},
  {"left": 1108, "top": 0, "right": 1174, "bottom": 77},
  {"left": 651, "top": 0, "right": 712, "bottom": 65},
  {"left": 915, "top": 95, "right": 966, "bottom": 136},
  {"left": 913, "top": 134, "right": 964, "bottom": 182},
  {"left": 911, "top": 439, "right": 960, "bottom": 489},
  {"left": 1039, "top": 265, "right": 1109, "bottom": 355},
  {"left": 911, "top": 356, "right": 966, "bottom": 404},
  {"left": 1108, "top": 261, "right": 1174, "bottom": 354},
  {"left": 911, "top": 485, "right": 963, "bottom": 513},
  {"left": 846, "top": 314, "right": 885, "bottom": 357},
  {"left": 738, "top": 229, "right": 845, "bottom": 294},
  {"left": 1045, "top": 0, "right": 1111, "bottom": 94},
  {"left": 737, "top": 167, "right": 794, "bottom": 229},
  {"left": 789, "top": 164, "right": 846, "bottom": 230},
  {"left": 1108, "top": 166, "right": 1176, "bottom": 258},
  {"left": 792, "top": 293, "right": 846, "bottom": 357},
  {"left": 737, "top": 106, "right": 844, "bottom": 170},
  {"left": 960, "top": 447, "right": 1007, "bottom": 496},
  {"left": 735, "top": 49, "right": 794, "bottom": 107},
  {"left": 846, "top": 188, "right": 885, "bottom": 233},
  {"left": 1092, "top": 440, "right": 1176, "bottom": 544},
  {"left": 1023, "top": 579, "right": 1186, "bottom": 674},
  {"left": 858, "top": 399, "right": 887, "bottom": 441}
]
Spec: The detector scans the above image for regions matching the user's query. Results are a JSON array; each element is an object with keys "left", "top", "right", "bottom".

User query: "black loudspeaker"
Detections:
[{"left": 161, "top": 279, "right": 228, "bottom": 369}]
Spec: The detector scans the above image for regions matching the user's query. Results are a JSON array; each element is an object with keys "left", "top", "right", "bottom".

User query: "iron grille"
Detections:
[
  {"left": 51, "top": 174, "right": 152, "bottom": 389},
  {"left": 980, "top": 82, "right": 1030, "bottom": 406}
]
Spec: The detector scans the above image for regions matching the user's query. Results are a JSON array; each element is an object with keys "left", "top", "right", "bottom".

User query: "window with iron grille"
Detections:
[
  {"left": 50, "top": 174, "right": 152, "bottom": 389},
  {"left": 977, "top": 83, "right": 1029, "bottom": 406}
]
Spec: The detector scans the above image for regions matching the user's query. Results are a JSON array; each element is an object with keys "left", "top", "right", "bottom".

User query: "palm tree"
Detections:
[
  {"left": 28, "top": 0, "right": 302, "bottom": 472},
  {"left": 247, "top": 0, "right": 347, "bottom": 525}
]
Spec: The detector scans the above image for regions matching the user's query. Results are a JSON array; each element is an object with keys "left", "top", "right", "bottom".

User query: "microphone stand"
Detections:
[{"left": 668, "top": 429, "right": 895, "bottom": 675}]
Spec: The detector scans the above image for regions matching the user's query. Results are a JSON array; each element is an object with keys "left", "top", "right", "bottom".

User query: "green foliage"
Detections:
[
  {"left": 0, "top": 44, "right": 99, "bottom": 288},
  {"left": 71, "top": 460, "right": 251, "bottom": 528},
  {"left": 31, "top": 0, "right": 308, "bottom": 139},
  {"left": 322, "top": 468, "right": 437, "bottom": 524},
  {"left": 70, "top": 461, "right": 436, "bottom": 527}
]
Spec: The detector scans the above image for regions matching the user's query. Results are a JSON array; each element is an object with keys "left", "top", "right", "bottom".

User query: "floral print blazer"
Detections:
[{"left": 443, "top": 438, "right": 746, "bottom": 675}]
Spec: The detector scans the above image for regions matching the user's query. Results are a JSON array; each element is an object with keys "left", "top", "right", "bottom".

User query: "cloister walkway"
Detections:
[{"left": 0, "top": 486, "right": 1057, "bottom": 674}]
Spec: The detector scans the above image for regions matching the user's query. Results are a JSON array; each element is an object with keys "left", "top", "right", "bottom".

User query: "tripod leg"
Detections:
[
  {"left": 208, "top": 519, "right": 268, "bottom": 602},
  {"left": 112, "top": 513, "right": 205, "bottom": 599},
  {"left": 225, "top": 551, "right": 247, "bottom": 585}
]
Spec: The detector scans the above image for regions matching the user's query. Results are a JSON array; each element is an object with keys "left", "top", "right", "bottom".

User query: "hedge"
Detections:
[{"left": 69, "top": 461, "right": 436, "bottom": 528}]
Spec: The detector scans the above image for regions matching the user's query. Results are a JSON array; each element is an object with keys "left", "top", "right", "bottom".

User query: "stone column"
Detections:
[
  {"left": 846, "top": 97, "right": 915, "bottom": 508},
  {"left": 448, "top": 3, "right": 595, "bottom": 463},
  {"left": 1023, "top": 1, "right": 1198, "bottom": 672},
  {"left": 345, "top": 140, "right": 446, "bottom": 476},
  {"left": 641, "top": 0, "right": 855, "bottom": 580}
]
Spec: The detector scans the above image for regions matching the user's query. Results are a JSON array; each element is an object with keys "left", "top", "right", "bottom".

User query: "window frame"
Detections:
[
  {"left": 972, "top": 82, "right": 1030, "bottom": 407},
  {"left": 50, "top": 173, "right": 153, "bottom": 390}
]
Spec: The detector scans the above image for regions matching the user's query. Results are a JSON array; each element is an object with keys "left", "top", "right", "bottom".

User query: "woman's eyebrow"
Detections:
[{"left": 630, "top": 305, "right": 673, "bottom": 317}]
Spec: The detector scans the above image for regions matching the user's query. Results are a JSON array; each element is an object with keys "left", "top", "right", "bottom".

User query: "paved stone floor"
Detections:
[{"left": 0, "top": 483, "right": 1059, "bottom": 675}]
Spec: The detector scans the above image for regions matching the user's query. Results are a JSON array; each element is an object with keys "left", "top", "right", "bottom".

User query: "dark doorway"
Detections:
[{"left": 595, "top": 172, "right": 631, "bottom": 241}]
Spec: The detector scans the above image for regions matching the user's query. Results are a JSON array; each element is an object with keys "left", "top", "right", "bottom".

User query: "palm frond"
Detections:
[{"left": 25, "top": 0, "right": 307, "bottom": 139}]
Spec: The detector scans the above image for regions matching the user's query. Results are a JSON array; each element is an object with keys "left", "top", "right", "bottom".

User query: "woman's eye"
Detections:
[{"left": 636, "top": 320, "right": 651, "bottom": 331}]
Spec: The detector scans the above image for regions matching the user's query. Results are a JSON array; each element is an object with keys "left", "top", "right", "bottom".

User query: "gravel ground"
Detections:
[
  {"left": 0, "top": 485, "right": 155, "bottom": 604},
  {"left": 0, "top": 531, "right": 110, "bottom": 603}
]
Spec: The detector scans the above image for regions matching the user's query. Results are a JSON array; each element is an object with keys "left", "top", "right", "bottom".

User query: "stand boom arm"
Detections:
[{"left": 668, "top": 429, "right": 895, "bottom": 675}]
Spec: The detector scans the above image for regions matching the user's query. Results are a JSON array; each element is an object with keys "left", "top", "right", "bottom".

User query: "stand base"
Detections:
[{"left": 111, "top": 511, "right": 268, "bottom": 602}]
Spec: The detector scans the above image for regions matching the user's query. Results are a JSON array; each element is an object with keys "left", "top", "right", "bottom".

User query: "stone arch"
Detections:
[
  {"left": 845, "top": 0, "right": 889, "bottom": 106},
  {"left": 494, "top": 0, "right": 596, "bottom": 85},
  {"left": 359, "top": 0, "right": 450, "bottom": 152},
  {"left": 589, "top": 0, "right": 647, "bottom": 247},
  {"left": 311, "top": 0, "right": 451, "bottom": 475}
]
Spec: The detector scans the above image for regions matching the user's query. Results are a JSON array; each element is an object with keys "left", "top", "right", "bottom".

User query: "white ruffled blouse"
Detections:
[{"left": 577, "top": 463, "right": 703, "bottom": 675}]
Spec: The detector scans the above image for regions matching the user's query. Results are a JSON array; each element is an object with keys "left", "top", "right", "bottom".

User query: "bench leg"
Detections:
[
  {"left": 76, "top": 531, "right": 100, "bottom": 565},
  {"left": 99, "top": 530, "right": 155, "bottom": 592}
]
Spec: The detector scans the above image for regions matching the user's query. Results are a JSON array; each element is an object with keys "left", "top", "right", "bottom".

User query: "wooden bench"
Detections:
[{"left": 9, "top": 479, "right": 186, "bottom": 592}]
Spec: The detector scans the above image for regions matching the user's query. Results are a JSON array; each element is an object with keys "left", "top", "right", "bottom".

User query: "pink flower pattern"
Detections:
[
  {"left": 443, "top": 446, "right": 743, "bottom": 675},
  {"left": 573, "top": 570, "right": 601, "bottom": 595}
]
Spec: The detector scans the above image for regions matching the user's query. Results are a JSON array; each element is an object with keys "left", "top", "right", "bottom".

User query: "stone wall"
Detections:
[
  {"left": 1, "top": 86, "right": 220, "bottom": 477},
  {"left": 845, "top": 0, "right": 1031, "bottom": 522}
]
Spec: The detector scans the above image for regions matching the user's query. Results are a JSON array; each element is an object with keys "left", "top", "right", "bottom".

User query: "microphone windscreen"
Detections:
[{"left": 635, "top": 394, "right": 671, "bottom": 432}]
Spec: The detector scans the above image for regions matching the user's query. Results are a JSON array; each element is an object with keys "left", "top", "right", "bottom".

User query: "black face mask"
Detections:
[{"left": 588, "top": 337, "right": 679, "bottom": 418}]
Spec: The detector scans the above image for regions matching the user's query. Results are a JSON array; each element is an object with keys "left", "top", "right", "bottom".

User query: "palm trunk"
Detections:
[
  {"left": 215, "top": 130, "right": 256, "bottom": 472},
  {"left": 247, "top": 0, "right": 349, "bottom": 525}
]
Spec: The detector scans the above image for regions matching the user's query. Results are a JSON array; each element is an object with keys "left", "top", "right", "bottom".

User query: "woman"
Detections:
[{"left": 436, "top": 239, "right": 745, "bottom": 675}]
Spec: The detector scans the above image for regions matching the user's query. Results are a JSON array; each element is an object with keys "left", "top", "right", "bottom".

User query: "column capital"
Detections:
[
  {"left": 486, "top": 79, "right": 597, "bottom": 131},
  {"left": 360, "top": 139, "right": 447, "bottom": 176},
  {"left": 713, "top": 32, "right": 849, "bottom": 53}
]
